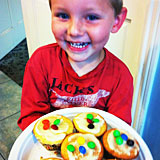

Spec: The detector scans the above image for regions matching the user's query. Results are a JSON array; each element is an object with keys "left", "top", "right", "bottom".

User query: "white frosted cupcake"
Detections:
[
  {"left": 33, "top": 115, "right": 74, "bottom": 150},
  {"left": 103, "top": 128, "right": 140, "bottom": 159},
  {"left": 73, "top": 112, "right": 107, "bottom": 137},
  {"left": 61, "top": 133, "right": 104, "bottom": 160}
]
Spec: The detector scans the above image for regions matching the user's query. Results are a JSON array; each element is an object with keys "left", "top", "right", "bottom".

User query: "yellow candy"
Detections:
[{"left": 77, "top": 136, "right": 85, "bottom": 145}]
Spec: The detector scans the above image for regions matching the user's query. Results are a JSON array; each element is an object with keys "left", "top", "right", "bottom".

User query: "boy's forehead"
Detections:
[
  {"left": 51, "top": 0, "right": 111, "bottom": 4},
  {"left": 50, "top": 0, "right": 112, "bottom": 10}
]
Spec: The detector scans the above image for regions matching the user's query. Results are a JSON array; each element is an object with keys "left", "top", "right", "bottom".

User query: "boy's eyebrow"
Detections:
[
  {"left": 82, "top": 7, "right": 108, "bottom": 14},
  {"left": 51, "top": 6, "right": 68, "bottom": 12},
  {"left": 51, "top": 3, "right": 110, "bottom": 14},
  {"left": 52, "top": 6, "right": 103, "bottom": 14}
]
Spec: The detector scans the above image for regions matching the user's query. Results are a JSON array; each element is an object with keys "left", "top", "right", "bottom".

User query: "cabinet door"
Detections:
[{"left": 0, "top": 0, "right": 26, "bottom": 59}]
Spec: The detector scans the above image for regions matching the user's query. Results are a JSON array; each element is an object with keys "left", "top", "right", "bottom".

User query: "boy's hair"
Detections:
[
  {"left": 48, "top": 0, "right": 123, "bottom": 17},
  {"left": 110, "top": 0, "right": 123, "bottom": 17}
]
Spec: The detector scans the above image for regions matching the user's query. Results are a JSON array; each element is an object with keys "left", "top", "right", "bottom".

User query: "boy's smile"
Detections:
[
  {"left": 50, "top": 0, "right": 122, "bottom": 74},
  {"left": 67, "top": 41, "right": 90, "bottom": 52}
]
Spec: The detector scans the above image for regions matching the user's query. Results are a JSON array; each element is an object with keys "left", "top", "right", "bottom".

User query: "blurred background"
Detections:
[{"left": 0, "top": 0, "right": 160, "bottom": 159}]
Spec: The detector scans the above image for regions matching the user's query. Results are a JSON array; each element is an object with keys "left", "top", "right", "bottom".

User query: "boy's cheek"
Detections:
[
  {"left": 52, "top": 23, "right": 63, "bottom": 35},
  {"left": 88, "top": 27, "right": 111, "bottom": 43}
]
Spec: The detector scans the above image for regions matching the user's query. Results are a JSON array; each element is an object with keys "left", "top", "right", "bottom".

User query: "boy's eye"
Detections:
[
  {"left": 56, "top": 13, "right": 69, "bottom": 19},
  {"left": 86, "top": 15, "right": 99, "bottom": 21}
]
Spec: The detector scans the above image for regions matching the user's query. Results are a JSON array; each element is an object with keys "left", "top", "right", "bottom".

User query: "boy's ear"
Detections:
[{"left": 111, "top": 7, "right": 127, "bottom": 33}]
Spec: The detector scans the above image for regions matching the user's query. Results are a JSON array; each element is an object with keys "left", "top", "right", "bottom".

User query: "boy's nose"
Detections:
[{"left": 68, "top": 19, "right": 84, "bottom": 37}]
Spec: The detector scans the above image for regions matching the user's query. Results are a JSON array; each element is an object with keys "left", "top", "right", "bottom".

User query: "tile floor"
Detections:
[{"left": 0, "top": 39, "right": 29, "bottom": 159}]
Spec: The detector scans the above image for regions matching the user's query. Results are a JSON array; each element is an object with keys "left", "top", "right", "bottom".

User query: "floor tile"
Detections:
[
  {"left": 0, "top": 112, "right": 22, "bottom": 159},
  {"left": 0, "top": 38, "right": 28, "bottom": 160},
  {"left": 0, "top": 154, "right": 4, "bottom": 160},
  {"left": 0, "top": 72, "right": 22, "bottom": 120}
]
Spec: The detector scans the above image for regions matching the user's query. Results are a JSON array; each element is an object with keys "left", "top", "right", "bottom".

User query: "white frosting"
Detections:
[
  {"left": 34, "top": 115, "right": 70, "bottom": 145},
  {"left": 107, "top": 130, "right": 139, "bottom": 156},
  {"left": 74, "top": 113, "right": 104, "bottom": 134},
  {"left": 67, "top": 134, "right": 101, "bottom": 160}
]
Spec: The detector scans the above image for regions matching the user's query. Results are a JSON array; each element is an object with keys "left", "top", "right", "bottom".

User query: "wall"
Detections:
[
  {"left": 133, "top": 1, "right": 160, "bottom": 159},
  {"left": 132, "top": 0, "right": 160, "bottom": 129},
  {"left": 21, "top": 0, "right": 55, "bottom": 57}
]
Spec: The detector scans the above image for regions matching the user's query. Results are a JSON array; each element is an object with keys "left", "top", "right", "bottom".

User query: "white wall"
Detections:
[{"left": 21, "top": 0, "right": 55, "bottom": 57}]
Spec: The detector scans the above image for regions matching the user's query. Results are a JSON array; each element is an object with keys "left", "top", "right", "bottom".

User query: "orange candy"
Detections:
[{"left": 42, "top": 119, "right": 50, "bottom": 130}]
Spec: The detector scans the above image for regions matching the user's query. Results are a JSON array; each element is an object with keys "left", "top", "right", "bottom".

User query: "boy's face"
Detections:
[{"left": 51, "top": 0, "right": 119, "bottom": 64}]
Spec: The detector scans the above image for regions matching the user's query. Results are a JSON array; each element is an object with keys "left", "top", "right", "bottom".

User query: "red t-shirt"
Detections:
[{"left": 18, "top": 43, "right": 133, "bottom": 130}]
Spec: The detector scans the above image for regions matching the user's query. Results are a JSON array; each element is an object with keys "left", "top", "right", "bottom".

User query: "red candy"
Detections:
[
  {"left": 87, "top": 119, "right": 93, "bottom": 124},
  {"left": 42, "top": 119, "right": 50, "bottom": 124},
  {"left": 42, "top": 119, "right": 50, "bottom": 130},
  {"left": 51, "top": 124, "right": 58, "bottom": 130},
  {"left": 43, "top": 123, "right": 50, "bottom": 130}
]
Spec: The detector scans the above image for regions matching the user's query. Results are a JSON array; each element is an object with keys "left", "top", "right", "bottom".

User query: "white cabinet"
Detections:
[{"left": 0, "top": 0, "right": 26, "bottom": 59}]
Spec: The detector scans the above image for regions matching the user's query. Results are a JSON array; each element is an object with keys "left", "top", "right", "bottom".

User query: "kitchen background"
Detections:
[{"left": 0, "top": 0, "right": 160, "bottom": 159}]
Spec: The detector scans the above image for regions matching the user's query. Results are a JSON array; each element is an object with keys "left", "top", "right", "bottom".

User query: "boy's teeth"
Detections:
[{"left": 70, "top": 42, "right": 88, "bottom": 48}]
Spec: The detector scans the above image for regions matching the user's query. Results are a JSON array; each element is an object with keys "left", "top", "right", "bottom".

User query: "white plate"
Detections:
[{"left": 8, "top": 107, "right": 153, "bottom": 160}]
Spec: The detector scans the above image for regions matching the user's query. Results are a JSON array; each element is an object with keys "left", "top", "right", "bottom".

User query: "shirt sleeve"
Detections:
[
  {"left": 106, "top": 66, "right": 133, "bottom": 125},
  {"left": 17, "top": 50, "right": 51, "bottom": 130}
]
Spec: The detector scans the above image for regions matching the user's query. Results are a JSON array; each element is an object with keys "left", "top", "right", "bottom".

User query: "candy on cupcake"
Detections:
[
  {"left": 102, "top": 128, "right": 140, "bottom": 159},
  {"left": 33, "top": 115, "right": 74, "bottom": 150},
  {"left": 73, "top": 112, "right": 107, "bottom": 137}
]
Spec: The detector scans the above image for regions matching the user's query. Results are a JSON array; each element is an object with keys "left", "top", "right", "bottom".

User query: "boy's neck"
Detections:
[{"left": 68, "top": 49, "right": 105, "bottom": 77}]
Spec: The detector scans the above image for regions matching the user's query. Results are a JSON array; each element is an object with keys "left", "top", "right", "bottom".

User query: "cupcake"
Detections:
[
  {"left": 61, "top": 133, "right": 104, "bottom": 160},
  {"left": 33, "top": 115, "right": 74, "bottom": 150},
  {"left": 102, "top": 128, "right": 140, "bottom": 159},
  {"left": 73, "top": 112, "right": 107, "bottom": 137}
]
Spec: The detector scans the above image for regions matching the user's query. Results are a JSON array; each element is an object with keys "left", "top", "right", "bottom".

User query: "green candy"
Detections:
[
  {"left": 93, "top": 119, "right": 99, "bottom": 123},
  {"left": 67, "top": 144, "right": 75, "bottom": 152},
  {"left": 87, "top": 114, "right": 93, "bottom": 120},
  {"left": 116, "top": 136, "right": 123, "bottom": 145},
  {"left": 54, "top": 119, "right": 60, "bottom": 125},
  {"left": 87, "top": 141, "right": 96, "bottom": 149},
  {"left": 113, "top": 130, "right": 120, "bottom": 137}
]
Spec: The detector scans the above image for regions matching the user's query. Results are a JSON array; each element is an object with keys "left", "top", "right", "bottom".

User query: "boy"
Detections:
[{"left": 18, "top": 0, "right": 133, "bottom": 130}]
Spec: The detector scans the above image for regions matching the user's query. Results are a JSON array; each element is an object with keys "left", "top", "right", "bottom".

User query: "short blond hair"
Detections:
[
  {"left": 48, "top": 0, "right": 123, "bottom": 17},
  {"left": 110, "top": 0, "right": 123, "bottom": 17}
]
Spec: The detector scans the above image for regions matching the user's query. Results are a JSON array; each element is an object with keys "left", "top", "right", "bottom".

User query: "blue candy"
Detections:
[
  {"left": 121, "top": 133, "right": 128, "bottom": 141},
  {"left": 79, "top": 146, "right": 86, "bottom": 154}
]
